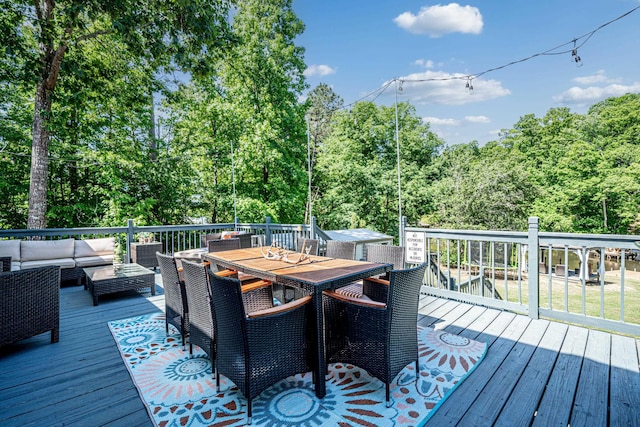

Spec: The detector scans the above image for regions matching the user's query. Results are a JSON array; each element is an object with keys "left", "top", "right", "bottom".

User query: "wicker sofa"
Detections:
[
  {"left": 0, "top": 238, "right": 115, "bottom": 285},
  {"left": 0, "top": 265, "right": 60, "bottom": 346}
]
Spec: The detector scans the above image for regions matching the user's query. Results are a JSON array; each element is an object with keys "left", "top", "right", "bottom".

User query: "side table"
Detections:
[{"left": 131, "top": 242, "right": 162, "bottom": 269}]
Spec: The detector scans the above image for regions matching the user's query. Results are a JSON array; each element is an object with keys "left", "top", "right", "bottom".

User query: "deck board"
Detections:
[
  {"left": 531, "top": 325, "right": 589, "bottom": 426},
  {"left": 493, "top": 321, "right": 568, "bottom": 426},
  {"left": 458, "top": 318, "right": 549, "bottom": 426},
  {"left": 0, "top": 278, "right": 636, "bottom": 426},
  {"left": 609, "top": 334, "right": 640, "bottom": 427},
  {"left": 570, "top": 329, "right": 611, "bottom": 427}
]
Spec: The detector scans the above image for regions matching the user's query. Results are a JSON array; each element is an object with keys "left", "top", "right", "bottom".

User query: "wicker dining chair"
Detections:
[
  {"left": 325, "top": 240, "right": 356, "bottom": 260},
  {"left": 335, "top": 244, "right": 405, "bottom": 299},
  {"left": 207, "top": 238, "right": 241, "bottom": 253},
  {"left": 0, "top": 256, "right": 11, "bottom": 272},
  {"left": 208, "top": 271, "right": 313, "bottom": 425},
  {"left": 156, "top": 252, "right": 189, "bottom": 347},
  {"left": 323, "top": 262, "right": 428, "bottom": 406},
  {"left": 181, "top": 259, "right": 215, "bottom": 365},
  {"left": 181, "top": 259, "right": 276, "bottom": 364},
  {"left": 296, "top": 238, "right": 319, "bottom": 256},
  {"left": 1, "top": 265, "right": 61, "bottom": 346}
]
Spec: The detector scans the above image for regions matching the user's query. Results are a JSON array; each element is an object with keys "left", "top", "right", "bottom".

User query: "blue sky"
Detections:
[{"left": 294, "top": 1, "right": 640, "bottom": 146}]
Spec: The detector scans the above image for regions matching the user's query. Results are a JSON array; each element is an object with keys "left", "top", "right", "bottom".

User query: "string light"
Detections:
[
  {"left": 339, "top": 4, "right": 639, "bottom": 105},
  {"left": 571, "top": 39, "right": 582, "bottom": 67},
  {"left": 465, "top": 77, "right": 474, "bottom": 93}
]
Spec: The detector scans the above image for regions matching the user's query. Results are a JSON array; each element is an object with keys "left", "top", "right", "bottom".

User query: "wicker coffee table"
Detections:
[{"left": 84, "top": 263, "right": 156, "bottom": 306}]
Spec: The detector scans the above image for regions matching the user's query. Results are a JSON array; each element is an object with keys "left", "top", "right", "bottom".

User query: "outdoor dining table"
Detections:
[{"left": 204, "top": 246, "right": 392, "bottom": 399}]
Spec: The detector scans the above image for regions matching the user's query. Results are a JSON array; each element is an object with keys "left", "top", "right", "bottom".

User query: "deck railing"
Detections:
[
  {"left": 3, "top": 215, "right": 638, "bottom": 335},
  {"left": 408, "top": 217, "right": 640, "bottom": 336},
  {"left": 0, "top": 217, "right": 319, "bottom": 264}
]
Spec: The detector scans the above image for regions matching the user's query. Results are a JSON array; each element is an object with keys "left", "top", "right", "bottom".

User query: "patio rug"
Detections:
[{"left": 108, "top": 312, "right": 487, "bottom": 427}]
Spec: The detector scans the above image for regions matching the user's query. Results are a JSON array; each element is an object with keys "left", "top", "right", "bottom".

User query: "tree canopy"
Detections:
[{"left": 1, "top": 0, "right": 639, "bottom": 236}]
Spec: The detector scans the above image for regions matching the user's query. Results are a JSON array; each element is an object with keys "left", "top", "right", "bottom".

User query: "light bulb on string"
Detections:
[
  {"left": 571, "top": 40, "right": 583, "bottom": 67},
  {"left": 465, "top": 77, "right": 474, "bottom": 94}
]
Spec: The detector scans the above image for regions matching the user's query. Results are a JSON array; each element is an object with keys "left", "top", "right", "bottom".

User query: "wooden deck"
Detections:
[{"left": 1, "top": 276, "right": 638, "bottom": 427}]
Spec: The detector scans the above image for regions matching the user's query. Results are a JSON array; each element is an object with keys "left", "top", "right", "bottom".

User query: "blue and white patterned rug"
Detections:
[{"left": 108, "top": 312, "right": 486, "bottom": 426}]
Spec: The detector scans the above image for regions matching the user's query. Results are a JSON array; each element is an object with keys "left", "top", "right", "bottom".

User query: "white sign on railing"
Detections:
[{"left": 405, "top": 231, "right": 426, "bottom": 264}]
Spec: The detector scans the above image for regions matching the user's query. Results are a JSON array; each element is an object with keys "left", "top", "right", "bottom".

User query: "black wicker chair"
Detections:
[
  {"left": 325, "top": 240, "right": 356, "bottom": 260},
  {"left": 0, "top": 256, "right": 11, "bottom": 272},
  {"left": 207, "top": 238, "right": 241, "bottom": 253},
  {"left": 156, "top": 252, "right": 189, "bottom": 346},
  {"left": 296, "top": 238, "right": 319, "bottom": 256},
  {"left": 323, "top": 262, "right": 427, "bottom": 406},
  {"left": 1, "top": 266, "right": 61, "bottom": 346},
  {"left": 336, "top": 244, "right": 405, "bottom": 299},
  {"left": 181, "top": 259, "right": 276, "bottom": 367},
  {"left": 208, "top": 271, "right": 313, "bottom": 424},
  {"left": 181, "top": 259, "right": 215, "bottom": 365}
]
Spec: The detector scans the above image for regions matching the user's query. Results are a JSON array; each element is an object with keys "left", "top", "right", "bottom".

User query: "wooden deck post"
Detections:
[{"left": 528, "top": 217, "right": 540, "bottom": 319}]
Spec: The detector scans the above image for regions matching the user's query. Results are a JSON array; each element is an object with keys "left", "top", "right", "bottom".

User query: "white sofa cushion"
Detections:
[
  {"left": 0, "top": 240, "right": 21, "bottom": 271},
  {"left": 21, "top": 238, "right": 75, "bottom": 262},
  {"left": 21, "top": 258, "right": 75, "bottom": 269},
  {"left": 75, "top": 255, "right": 114, "bottom": 267},
  {"left": 74, "top": 237, "right": 115, "bottom": 258}
]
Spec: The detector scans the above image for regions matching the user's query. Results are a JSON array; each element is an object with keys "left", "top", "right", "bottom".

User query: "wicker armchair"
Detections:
[
  {"left": 181, "top": 260, "right": 275, "bottom": 363},
  {"left": 156, "top": 252, "right": 189, "bottom": 346},
  {"left": 208, "top": 271, "right": 313, "bottom": 424},
  {"left": 323, "top": 262, "right": 427, "bottom": 405},
  {"left": 325, "top": 240, "right": 356, "bottom": 260},
  {"left": 335, "top": 244, "right": 405, "bottom": 299},
  {"left": 296, "top": 238, "right": 319, "bottom": 256},
  {"left": 1, "top": 256, "right": 11, "bottom": 272},
  {"left": 207, "top": 238, "right": 241, "bottom": 253},
  {"left": 181, "top": 259, "right": 215, "bottom": 364},
  {"left": 1, "top": 266, "right": 61, "bottom": 346}
]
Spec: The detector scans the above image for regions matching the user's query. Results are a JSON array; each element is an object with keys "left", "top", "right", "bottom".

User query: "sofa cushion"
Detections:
[
  {"left": 21, "top": 238, "right": 75, "bottom": 262},
  {"left": 75, "top": 255, "right": 114, "bottom": 267},
  {"left": 0, "top": 240, "right": 21, "bottom": 271},
  {"left": 74, "top": 237, "right": 115, "bottom": 258},
  {"left": 21, "top": 258, "right": 75, "bottom": 269}
]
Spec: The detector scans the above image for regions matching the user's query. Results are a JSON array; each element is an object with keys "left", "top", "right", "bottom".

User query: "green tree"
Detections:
[
  {"left": 214, "top": 0, "right": 308, "bottom": 223},
  {"left": 0, "top": 0, "right": 233, "bottom": 229}
]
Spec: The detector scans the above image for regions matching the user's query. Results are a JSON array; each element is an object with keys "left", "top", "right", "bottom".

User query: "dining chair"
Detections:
[
  {"left": 325, "top": 240, "right": 356, "bottom": 260},
  {"left": 323, "top": 262, "right": 428, "bottom": 406},
  {"left": 207, "top": 238, "right": 241, "bottom": 252},
  {"left": 156, "top": 252, "right": 189, "bottom": 347},
  {"left": 296, "top": 238, "right": 319, "bottom": 256},
  {"left": 181, "top": 259, "right": 215, "bottom": 364},
  {"left": 205, "top": 238, "right": 263, "bottom": 284},
  {"left": 335, "top": 244, "right": 405, "bottom": 299},
  {"left": 208, "top": 271, "right": 313, "bottom": 424}
]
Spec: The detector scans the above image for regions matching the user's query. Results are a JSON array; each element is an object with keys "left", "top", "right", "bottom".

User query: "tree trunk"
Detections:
[{"left": 28, "top": 82, "right": 52, "bottom": 229}]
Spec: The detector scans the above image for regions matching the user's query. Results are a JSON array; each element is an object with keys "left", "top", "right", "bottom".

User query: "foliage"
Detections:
[{"left": 0, "top": 1, "right": 639, "bottom": 236}]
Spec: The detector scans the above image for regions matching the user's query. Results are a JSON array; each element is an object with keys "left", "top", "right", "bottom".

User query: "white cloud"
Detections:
[
  {"left": 573, "top": 70, "right": 620, "bottom": 85},
  {"left": 465, "top": 115, "right": 490, "bottom": 123},
  {"left": 392, "top": 70, "right": 511, "bottom": 106},
  {"left": 394, "top": 4, "right": 483, "bottom": 37},
  {"left": 414, "top": 59, "right": 435, "bottom": 68},
  {"left": 553, "top": 82, "right": 640, "bottom": 104},
  {"left": 304, "top": 64, "right": 336, "bottom": 77},
  {"left": 424, "top": 117, "right": 461, "bottom": 126}
]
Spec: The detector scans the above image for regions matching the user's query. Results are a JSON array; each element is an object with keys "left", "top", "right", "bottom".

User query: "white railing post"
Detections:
[
  {"left": 527, "top": 217, "right": 540, "bottom": 319},
  {"left": 126, "top": 219, "right": 135, "bottom": 264}
]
